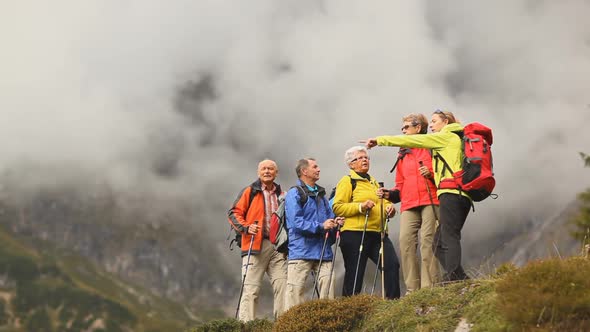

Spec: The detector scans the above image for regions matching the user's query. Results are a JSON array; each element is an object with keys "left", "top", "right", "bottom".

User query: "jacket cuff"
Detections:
[
  {"left": 388, "top": 189, "right": 401, "bottom": 204},
  {"left": 317, "top": 224, "right": 324, "bottom": 234}
]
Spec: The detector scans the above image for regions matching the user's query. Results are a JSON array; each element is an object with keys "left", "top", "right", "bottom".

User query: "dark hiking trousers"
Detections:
[
  {"left": 339, "top": 231, "right": 400, "bottom": 299},
  {"left": 435, "top": 193, "right": 471, "bottom": 282}
]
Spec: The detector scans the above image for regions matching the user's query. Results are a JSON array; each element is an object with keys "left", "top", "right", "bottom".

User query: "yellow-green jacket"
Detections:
[
  {"left": 376, "top": 122, "right": 470, "bottom": 199},
  {"left": 332, "top": 170, "right": 393, "bottom": 232}
]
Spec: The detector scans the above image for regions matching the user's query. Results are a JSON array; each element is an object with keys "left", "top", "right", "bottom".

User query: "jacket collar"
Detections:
[
  {"left": 348, "top": 169, "right": 372, "bottom": 182},
  {"left": 296, "top": 179, "right": 326, "bottom": 197},
  {"left": 251, "top": 179, "right": 282, "bottom": 196}
]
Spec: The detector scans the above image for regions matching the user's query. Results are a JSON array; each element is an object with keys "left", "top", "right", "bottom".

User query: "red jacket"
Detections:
[
  {"left": 228, "top": 179, "right": 283, "bottom": 256},
  {"left": 393, "top": 148, "right": 439, "bottom": 212}
]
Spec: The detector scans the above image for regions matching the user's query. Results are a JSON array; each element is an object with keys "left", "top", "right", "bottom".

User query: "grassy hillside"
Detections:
[
  {"left": 193, "top": 256, "right": 590, "bottom": 332},
  {"left": 0, "top": 225, "right": 199, "bottom": 332}
]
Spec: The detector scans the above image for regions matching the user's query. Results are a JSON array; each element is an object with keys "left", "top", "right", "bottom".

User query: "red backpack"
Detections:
[{"left": 436, "top": 122, "right": 496, "bottom": 202}]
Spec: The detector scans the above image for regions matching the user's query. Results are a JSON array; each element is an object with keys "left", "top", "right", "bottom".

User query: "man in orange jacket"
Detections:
[{"left": 228, "top": 159, "right": 287, "bottom": 321}]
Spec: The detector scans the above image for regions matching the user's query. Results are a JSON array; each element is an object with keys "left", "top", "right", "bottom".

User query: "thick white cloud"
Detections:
[{"left": 1, "top": 0, "right": 589, "bottom": 250}]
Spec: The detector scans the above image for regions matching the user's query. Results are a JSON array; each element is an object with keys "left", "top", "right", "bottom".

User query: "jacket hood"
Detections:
[{"left": 441, "top": 122, "right": 464, "bottom": 133}]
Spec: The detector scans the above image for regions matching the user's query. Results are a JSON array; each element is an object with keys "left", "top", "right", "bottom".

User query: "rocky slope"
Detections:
[
  {"left": 0, "top": 185, "right": 239, "bottom": 320},
  {"left": 0, "top": 223, "right": 199, "bottom": 331}
]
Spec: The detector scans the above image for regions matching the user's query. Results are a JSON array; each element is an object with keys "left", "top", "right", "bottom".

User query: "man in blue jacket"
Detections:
[{"left": 285, "top": 158, "right": 344, "bottom": 310}]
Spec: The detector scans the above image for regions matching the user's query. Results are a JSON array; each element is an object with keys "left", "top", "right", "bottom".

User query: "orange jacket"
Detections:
[{"left": 227, "top": 179, "right": 283, "bottom": 256}]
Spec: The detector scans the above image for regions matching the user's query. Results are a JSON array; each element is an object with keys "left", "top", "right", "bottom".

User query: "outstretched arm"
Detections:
[{"left": 362, "top": 133, "right": 452, "bottom": 150}]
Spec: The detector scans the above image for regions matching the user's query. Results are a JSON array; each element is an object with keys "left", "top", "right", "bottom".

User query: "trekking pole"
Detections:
[
  {"left": 327, "top": 223, "right": 341, "bottom": 295},
  {"left": 353, "top": 209, "right": 370, "bottom": 295},
  {"left": 420, "top": 161, "right": 441, "bottom": 286},
  {"left": 371, "top": 216, "right": 389, "bottom": 295},
  {"left": 420, "top": 162, "right": 438, "bottom": 221},
  {"left": 379, "top": 182, "right": 386, "bottom": 299},
  {"left": 235, "top": 221, "right": 258, "bottom": 319},
  {"left": 310, "top": 231, "right": 330, "bottom": 300},
  {"left": 370, "top": 249, "right": 381, "bottom": 296},
  {"left": 310, "top": 271, "right": 321, "bottom": 298}
]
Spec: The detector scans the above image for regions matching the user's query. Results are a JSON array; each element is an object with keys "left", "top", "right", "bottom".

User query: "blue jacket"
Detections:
[{"left": 285, "top": 180, "right": 336, "bottom": 261}]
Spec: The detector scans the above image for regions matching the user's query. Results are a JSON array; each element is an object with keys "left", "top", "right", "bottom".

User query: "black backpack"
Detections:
[
  {"left": 328, "top": 176, "right": 358, "bottom": 204},
  {"left": 227, "top": 189, "right": 258, "bottom": 251}
]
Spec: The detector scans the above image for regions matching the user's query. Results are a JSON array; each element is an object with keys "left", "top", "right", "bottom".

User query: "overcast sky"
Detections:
[{"left": 2, "top": 1, "right": 590, "bottom": 257}]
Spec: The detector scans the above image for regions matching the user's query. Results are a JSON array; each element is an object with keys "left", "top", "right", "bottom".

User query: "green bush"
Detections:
[
  {"left": 25, "top": 308, "right": 53, "bottom": 332},
  {"left": 189, "top": 318, "right": 273, "bottom": 332},
  {"left": 274, "top": 295, "right": 380, "bottom": 332},
  {"left": 245, "top": 318, "right": 273, "bottom": 332},
  {"left": 496, "top": 257, "right": 590, "bottom": 331},
  {"left": 0, "top": 298, "right": 7, "bottom": 325},
  {"left": 0, "top": 250, "right": 39, "bottom": 283}
]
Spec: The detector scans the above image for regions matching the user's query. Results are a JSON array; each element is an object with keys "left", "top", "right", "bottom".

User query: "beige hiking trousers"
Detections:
[
  {"left": 399, "top": 205, "right": 440, "bottom": 291},
  {"left": 285, "top": 259, "right": 334, "bottom": 310},
  {"left": 239, "top": 239, "right": 287, "bottom": 321}
]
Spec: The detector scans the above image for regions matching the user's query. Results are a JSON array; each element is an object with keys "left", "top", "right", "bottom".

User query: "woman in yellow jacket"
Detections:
[
  {"left": 363, "top": 110, "right": 471, "bottom": 282},
  {"left": 332, "top": 146, "right": 400, "bottom": 299}
]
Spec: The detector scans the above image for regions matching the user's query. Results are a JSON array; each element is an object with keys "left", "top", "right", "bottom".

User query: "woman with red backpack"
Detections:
[{"left": 363, "top": 110, "right": 471, "bottom": 282}]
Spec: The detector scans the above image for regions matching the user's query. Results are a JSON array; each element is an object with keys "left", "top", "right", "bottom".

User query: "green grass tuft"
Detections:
[
  {"left": 496, "top": 257, "right": 590, "bottom": 331},
  {"left": 188, "top": 318, "right": 273, "bottom": 332}
]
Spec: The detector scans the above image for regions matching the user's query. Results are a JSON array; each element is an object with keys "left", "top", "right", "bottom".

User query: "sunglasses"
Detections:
[
  {"left": 433, "top": 109, "right": 447, "bottom": 119},
  {"left": 401, "top": 124, "right": 416, "bottom": 131}
]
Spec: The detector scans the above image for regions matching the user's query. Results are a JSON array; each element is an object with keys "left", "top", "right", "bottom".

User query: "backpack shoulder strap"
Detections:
[
  {"left": 289, "top": 185, "right": 308, "bottom": 206},
  {"left": 349, "top": 175, "right": 357, "bottom": 192},
  {"left": 389, "top": 148, "right": 411, "bottom": 173},
  {"left": 434, "top": 131, "right": 464, "bottom": 176},
  {"left": 434, "top": 152, "right": 454, "bottom": 176}
]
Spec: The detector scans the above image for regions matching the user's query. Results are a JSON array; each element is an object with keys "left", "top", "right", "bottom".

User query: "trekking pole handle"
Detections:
[
  {"left": 249, "top": 220, "right": 259, "bottom": 235},
  {"left": 418, "top": 161, "right": 430, "bottom": 178},
  {"left": 377, "top": 182, "right": 385, "bottom": 201}
]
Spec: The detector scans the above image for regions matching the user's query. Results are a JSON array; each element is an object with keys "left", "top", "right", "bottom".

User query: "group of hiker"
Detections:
[{"left": 227, "top": 109, "right": 494, "bottom": 321}]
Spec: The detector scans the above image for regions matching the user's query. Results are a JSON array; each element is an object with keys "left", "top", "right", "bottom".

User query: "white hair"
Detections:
[
  {"left": 344, "top": 146, "right": 368, "bottom": 167},
  {"left": 258, "top": 159, "right": 278, "bottom": 171}
]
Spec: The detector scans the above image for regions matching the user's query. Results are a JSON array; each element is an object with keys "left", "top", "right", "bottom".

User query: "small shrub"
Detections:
[
  {"left": 496, "top": 257, "right": 590, "bottom": 330},
  {"left": 274, "top": 294, "right": 380, "bottom": 332},
  {"left": 189, "top": 318, "right": 273, "bottom": 332},
  {"left": 0, "top": 298, "right": 8, "bottom": 325},
  {"left": 25, "top": 308, "right": 53, "bottom": 332},
  {"left": 245, "top": 318, "right": 273, "bottom": 332},
  {"left": 190, "top": 318, "right": 242, "bottom": 332}
]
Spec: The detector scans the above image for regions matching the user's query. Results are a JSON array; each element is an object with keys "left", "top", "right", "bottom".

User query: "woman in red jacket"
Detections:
[{"left": 381, "top": 113, "right": 440, "bottom": 292}]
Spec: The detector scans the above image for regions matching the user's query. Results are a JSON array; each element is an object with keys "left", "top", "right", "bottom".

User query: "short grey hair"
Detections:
[
  {"left": 344, "top": 146, "right": 368, "bottom": 167},
  {"left": 295, "top": 158, "right": 315, "bottom": 177}
]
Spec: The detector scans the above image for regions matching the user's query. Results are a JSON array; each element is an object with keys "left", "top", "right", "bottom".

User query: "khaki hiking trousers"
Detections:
[
  {"left": 239, "top": 239, "right": 287, "bottom": 321},
  {"left": 399, "top": 205, "right": 440, "bottom": 292}
]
